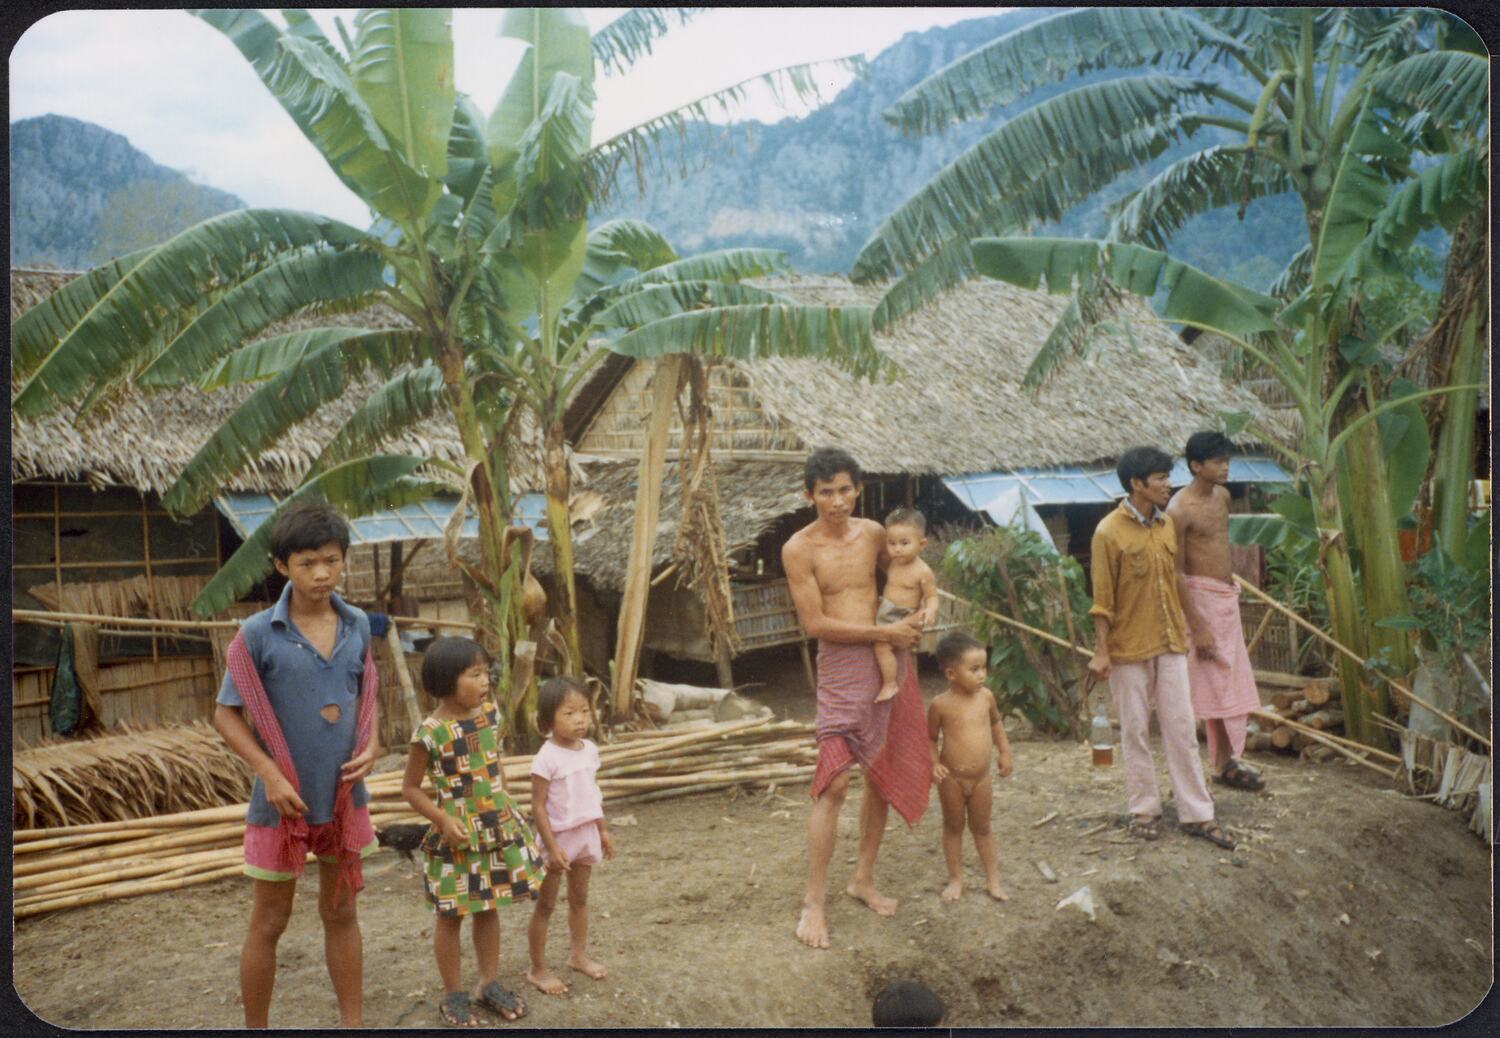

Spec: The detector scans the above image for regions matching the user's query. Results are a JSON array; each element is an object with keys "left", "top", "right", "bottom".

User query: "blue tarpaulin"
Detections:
[
  {"left": 214, "top": 492, "right": 549, "bottom": 544},
  {"left": 942, "top": 455, "right": 1291, "bottom": 521}
]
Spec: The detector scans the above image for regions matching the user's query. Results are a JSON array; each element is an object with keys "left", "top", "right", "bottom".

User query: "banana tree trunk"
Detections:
[
  {"left": 1432, "top": 298, "right": 1486, "bottom": 559},
  {"left": 438, "top": 347, "right": 520, "bottom": 723},
  {"left": 1307, "top": 472, "right": 1384, "bottom": 744},
  {"left": 1341, "top": 406, "right": 1414, "bottom": 678},
  {"left": 542, "top": 419, "right": 584, "bottom": 679}
]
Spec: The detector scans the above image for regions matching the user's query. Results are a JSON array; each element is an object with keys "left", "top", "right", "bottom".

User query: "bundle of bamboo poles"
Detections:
[
  {"left": 13, "top": 721, "right": 254, "bottom": 830},
  {"left": 14, "top": 715, "right": 814, "bottom": 919}
]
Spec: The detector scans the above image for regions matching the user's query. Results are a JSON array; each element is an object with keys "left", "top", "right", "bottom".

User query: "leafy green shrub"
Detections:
[{"left": 941, "top": 526, "right": 1093, "bottom": 737}]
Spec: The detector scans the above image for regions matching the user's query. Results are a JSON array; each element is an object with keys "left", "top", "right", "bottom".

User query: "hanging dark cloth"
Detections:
[{"left": 50, "top": 623, "right": 103, "bottom": 736}]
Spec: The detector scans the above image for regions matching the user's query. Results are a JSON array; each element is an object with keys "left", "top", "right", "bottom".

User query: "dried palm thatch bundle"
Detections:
[{"left": 13, "top": 721, "right": 252, "bottom": 829}]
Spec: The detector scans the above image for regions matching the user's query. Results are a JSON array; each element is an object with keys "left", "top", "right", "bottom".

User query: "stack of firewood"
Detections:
[
  {"left": 14, "top": 715, "right": 815, "bottom": 919},
  {"left": 1245, "top": 678, "right": 1348, "bottom": 762}
]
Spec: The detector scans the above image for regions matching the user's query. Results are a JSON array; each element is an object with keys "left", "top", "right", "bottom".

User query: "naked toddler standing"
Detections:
[
  {"left": 873, "top": 508, "right": 939, "bottom": 703},
  {"left": 927, "top": 631, "right": 1013, "bottom": 901}
]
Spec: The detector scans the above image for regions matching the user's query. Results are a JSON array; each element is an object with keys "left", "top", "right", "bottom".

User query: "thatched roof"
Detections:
[
  {"left": 754, "top": 275, "right": 1295, "bottom": 471},
  {"left": 481, "top": 458, "right": 808, "bottom": 594},
  {"left": 10, "top": 268, "right": 547, "bottom": 496},
  {"left": 571, "top": 275, "right": 1294, "bottom": 474}
]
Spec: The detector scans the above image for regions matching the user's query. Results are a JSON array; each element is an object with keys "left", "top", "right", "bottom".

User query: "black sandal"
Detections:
[
  {"left": 1181, "top": 820, "right": 1236, "bottom": 849},
  {"left": 1214, "top": 760, "right": 1267, "bottom": 791},
  {"left": 475, "top": 980, "right": 527, "bottom": 1021},
  {"left": 1126, "top": 816, "right": 1161, "bottom": 841},
  {"left": 439, "top": 991, "right": 479, "bottom": 1027}
]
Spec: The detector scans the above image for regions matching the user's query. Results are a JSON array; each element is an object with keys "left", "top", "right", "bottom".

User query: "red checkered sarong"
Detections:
[{"left": 808, "top": 641, "right": 930, "bottom": 826}]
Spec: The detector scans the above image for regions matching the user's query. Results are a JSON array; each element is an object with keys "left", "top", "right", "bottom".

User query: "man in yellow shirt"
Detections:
[{"left": 1088, "top": 447, "right": 1233, "bottom": 848}]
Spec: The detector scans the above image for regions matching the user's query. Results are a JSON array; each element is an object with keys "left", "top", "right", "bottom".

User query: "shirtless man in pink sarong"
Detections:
[
  {"left": 1168, "top": 431, "right": 1268, "bottom": 791},
  {"left": 783, "top": 447, "right": 930, "bottom": 949}
]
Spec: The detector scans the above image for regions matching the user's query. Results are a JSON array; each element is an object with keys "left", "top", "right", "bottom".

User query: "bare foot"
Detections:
[
  {"left": 940, "top": 878, "right": 963, "bottom": 902},
  {"left": 985, "top": 879, "right": 1009, "bottom": 902},
  {"left": 567, "top": 953, "right": 608, "bottom": 980},
  {"left": 796, "top": 903, "right": 831, "bottom": 949},
  {"left": 846, "top": 881, "right": 898, "bottom": 916},
  {"left": 873, "top": 681, "right": 899, "bottom": 703},
  {"left": 525, "top": 966, "right": 569, "bottom": 995}
]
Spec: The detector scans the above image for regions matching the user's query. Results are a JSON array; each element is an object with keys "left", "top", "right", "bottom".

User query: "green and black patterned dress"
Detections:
[{"left": 413, "top": 702, "right": 542, "bottom": 916}]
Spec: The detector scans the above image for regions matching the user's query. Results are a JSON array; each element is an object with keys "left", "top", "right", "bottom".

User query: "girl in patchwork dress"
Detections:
[{"left": 401, "top": 637, "right": 542, "bottom": 1027}]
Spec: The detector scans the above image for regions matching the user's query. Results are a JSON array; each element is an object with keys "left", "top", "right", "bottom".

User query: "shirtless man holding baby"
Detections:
[{"left": 783, "top": 447, "right": 928, "bottom": 949}]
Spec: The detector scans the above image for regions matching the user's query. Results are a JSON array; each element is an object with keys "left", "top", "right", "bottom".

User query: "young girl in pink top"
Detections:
[{"left": 525, "top": 676, "right": 615, "bottom": 995}]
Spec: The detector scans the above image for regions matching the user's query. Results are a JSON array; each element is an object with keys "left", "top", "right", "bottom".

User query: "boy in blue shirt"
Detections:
[{"left": 213, "top": 503, "right": 381, "bottom": 1027}]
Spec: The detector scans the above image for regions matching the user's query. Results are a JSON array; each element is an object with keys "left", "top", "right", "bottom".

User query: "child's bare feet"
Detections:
[
  {"left": 874, "top": 681, "right": 900, "bottom": 703},
  {"left": 985, "top": 878, "right": 1009, "bottom": 901},
  {"left": 525, "top": 966, "right": 568, "bottom": 995},
  {"left": 846, "top": 880, "right": 898, "bottom": 916},
  {"left": 568, "top": 953, "right": 607, "bottom": 980},
  {"left": 796, "top": 903, "right": 830, "bottom": 948},
  {"left": 940, "top": 878, "right": 963, "bottom": 901}
]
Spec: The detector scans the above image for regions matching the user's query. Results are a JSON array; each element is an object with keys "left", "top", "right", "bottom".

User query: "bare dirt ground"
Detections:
[{"left": 13, "top": 652, "right": 1494, "bottom": 1029}]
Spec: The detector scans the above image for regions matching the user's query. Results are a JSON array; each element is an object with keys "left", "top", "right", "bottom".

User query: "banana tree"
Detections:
[
  {"left": 10, "top": 7, "right": 880, "bottom": 734},
  {"left": 848, "top": 6, "right": 1486, "bottom": 743},
  {"left": 960, "top": 85, "right": 1488, "bottom": 738}
]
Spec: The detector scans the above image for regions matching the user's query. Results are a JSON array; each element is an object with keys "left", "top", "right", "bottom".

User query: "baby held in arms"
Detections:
[{"left": 873, "top": 507, "right": 939, "bottom": 703}]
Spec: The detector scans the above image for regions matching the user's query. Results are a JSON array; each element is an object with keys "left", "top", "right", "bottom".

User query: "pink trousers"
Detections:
[
  {"left": 1204, "top": 715, "right": 1248, "bottom": 771},
  {"left": 1109, "top": 653, "right": 1215, "bottom": 824}
]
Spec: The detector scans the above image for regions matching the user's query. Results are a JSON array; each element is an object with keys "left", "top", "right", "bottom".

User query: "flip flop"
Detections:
[
  {"left": 1214, "top": 760, "right": 1267, "bottom": 791},
  {"left": 475, "top": 980, "right": 527, "bottom": 1021},
  {"left": 1180, "top": 820, "right": 1236, "bottom": 849},
  {"left": 438, "top": 992, "right": 479, "bottom": 1027}
]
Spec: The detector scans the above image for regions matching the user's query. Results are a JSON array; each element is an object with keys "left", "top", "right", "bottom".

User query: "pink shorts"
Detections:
[
  {"left": 541, "top": 821, "right": 601, "bottom": 868},
  {"left": 242, "top": 806, "right": 377, "bottom": 882}
]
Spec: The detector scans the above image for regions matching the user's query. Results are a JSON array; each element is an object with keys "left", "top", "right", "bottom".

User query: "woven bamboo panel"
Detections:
[
  {"left": 731, "top": 579, "right": 806, "bottom": 652},
  {"left": 577, "top": 360, "right": 805, "bottom": 458},
  {"left": 1240, "top": 598, "right": 1298, "bottom": 673}
]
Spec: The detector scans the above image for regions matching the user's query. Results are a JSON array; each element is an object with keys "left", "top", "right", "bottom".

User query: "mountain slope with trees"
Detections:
[
  {"left": 10, "top": 114, "right": 245, "bottom": 269},
  {"left": 595, "top": 8, "right": 1307, "bottom": 286}
]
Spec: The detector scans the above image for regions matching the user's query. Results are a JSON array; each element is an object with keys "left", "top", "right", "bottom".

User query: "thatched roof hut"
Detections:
[
  {"left": 10, "top": 267, "right": 546, "bottom": 495},
  {"left": 521, "top": 273, "right": 1293, "bottom": 599}
]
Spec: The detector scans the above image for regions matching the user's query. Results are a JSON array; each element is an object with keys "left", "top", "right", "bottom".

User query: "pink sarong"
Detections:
[
  {"left": 1183, "top": 575, "right": 1263, "bottom": 720},
  {"left": 808, "top": 641, "right": 930, "bottom": 826}
]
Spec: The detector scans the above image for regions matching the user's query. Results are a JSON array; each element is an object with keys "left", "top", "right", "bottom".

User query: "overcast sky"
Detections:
[{"left": 10, "top": 8, "right": 1005, "bottom": 228}]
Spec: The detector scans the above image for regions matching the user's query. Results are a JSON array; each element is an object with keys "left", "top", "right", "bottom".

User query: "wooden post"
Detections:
[
  {"left": 385, "top": 623, "right": 423, "bottom": 741},
  {"left": 713, "top": 638, "right": 735, "bottom": 691},
  {"left": 799, "top": 639, "right": 816, "bottom": 694},
  {"left": 611, "top": 356, "right": 685, "bottom": 719}
]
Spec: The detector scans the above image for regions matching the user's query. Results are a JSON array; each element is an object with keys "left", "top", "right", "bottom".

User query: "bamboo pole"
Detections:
[
  {"left": 937, "top": 589, "right": 1089, "bottom": 659},
  {"left": 612, "top": 355, "right": 686, "bottom": 717},
  {"left": 15, "top": 864, "right": 248, "bottom": 919},
  {"left": 1243, "top": 605, "right": 1277, "bottom": 655},
  {"left": 14, "top": 827, "right": 178, "bottom": 854},
  {"left": 386, "top": 615, "right": 477, "bottom": 631},
  {"left": 1234, "top": 576, "right": 1490, "bottom": 749},
  {"left": 12, "top": 823, "right": 246, "bottom": 877},
  {"left": 10, "top": 609, "right": 238, "bottom": 630},
  {"left": 385, "top": 623, "right": 424, "bottom": 738}
]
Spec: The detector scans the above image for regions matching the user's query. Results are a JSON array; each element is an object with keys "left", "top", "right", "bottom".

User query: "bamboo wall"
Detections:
[
  {"left": 12, "top": 657, "right": 217, "bottom": 748},
  {"left": 577, "top": 360, "right": 806, "bottom": 458},
  {"left": 338, "top": 540, "right": 467, "bottom": 603}
]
